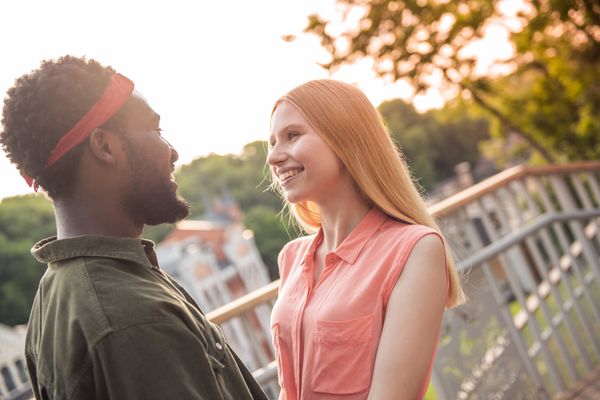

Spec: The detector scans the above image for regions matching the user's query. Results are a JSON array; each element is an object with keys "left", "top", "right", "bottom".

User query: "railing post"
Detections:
[
  {"left": 531, "top": 177, "right": 600, "bottom": 320},
  {"left": 476, "top": 197, "right": 567, "bottom": 392},
  {"left": 495, "top": 189, "right": 580, "bottom": 382},
  {"left": 551, "top": 176, "right": 600, "bottom": 284},
  {"left": 569, "top": 174, "right": 600, "bottom": 249},
  {"left": 458, "top": 207, "right": 550, "bottom": 398},
  {"left": 523, "top": 178, "right": 600, "bottom": 364},
  {"left": 480, "top": 262, "right": 550, "bottom": 399},
  {"left": 586, "top": 172, "right": 600, "bottom": 206}
]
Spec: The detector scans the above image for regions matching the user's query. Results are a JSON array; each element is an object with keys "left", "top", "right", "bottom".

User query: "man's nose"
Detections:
[
  {"left": 162, "top": 137, "right": 179, "bottom": 163},
  {"left": 170, "top": 146, "right": 179, "bottom": 163}
]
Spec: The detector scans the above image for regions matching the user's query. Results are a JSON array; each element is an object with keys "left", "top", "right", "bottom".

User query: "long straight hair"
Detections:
[{"left": 271, "top": 79, "right": 465, "bottom": 307}]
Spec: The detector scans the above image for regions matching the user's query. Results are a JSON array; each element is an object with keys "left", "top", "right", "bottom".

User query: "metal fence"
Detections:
[
  {"left": 0, "top": 358, "right": 32, "bottom": 400},
  {"left": 207, "top": 161, "right": 600, "bottom": 399}
]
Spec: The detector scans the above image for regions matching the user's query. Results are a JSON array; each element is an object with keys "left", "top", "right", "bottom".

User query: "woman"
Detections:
[{"left": 268, "top": 79, "right": 465, "bottom": 400}]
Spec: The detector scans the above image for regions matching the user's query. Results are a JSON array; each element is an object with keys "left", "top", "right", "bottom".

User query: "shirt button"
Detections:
[{"left": 216, "top": 342, "right": 223, "bottom": 350}]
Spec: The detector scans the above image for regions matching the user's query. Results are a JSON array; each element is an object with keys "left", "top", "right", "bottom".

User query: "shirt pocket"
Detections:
[
  {"left": 312, "top": 314, "right": 375, "bottom": 394},
  {"left": 271, "top": 323, "right": 285, "bottom": 389}
]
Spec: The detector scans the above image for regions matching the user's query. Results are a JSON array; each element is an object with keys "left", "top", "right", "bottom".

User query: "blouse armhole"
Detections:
[
  {"left": 277, "top": 242, "right": 295, "bottom": 285},
  {"left": 382, "top": 228, "right": 448, "bottom": 309},
  {"left": 277, "top": 246, "right": 288, "bottom": 284}
]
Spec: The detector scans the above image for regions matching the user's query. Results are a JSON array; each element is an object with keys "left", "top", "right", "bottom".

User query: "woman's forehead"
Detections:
[{"left": 271, "top": 102, "right": 306, "bottom": 132}]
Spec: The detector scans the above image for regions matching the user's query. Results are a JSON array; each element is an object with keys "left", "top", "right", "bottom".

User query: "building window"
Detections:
[
  {"left": 1, "top": 366, "right": 16, "bottom": 392},
  {"left": 15, "top": 359, "right": 28, "bottom": 384}
]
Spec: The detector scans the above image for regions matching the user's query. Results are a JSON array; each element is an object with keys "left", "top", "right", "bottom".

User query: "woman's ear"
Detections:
[{"left": 88, "top": 128, "right": 119, "bottom": 165}]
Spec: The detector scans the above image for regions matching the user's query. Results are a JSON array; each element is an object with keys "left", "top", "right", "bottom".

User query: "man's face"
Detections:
[{"left": 119, "top": 92, "right": 189, "bottom": 225}]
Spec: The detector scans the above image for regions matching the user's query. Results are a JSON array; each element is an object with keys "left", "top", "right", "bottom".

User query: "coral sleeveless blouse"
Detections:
[{"left": 270, "top": 208, "right": 446, "bottom": 399}]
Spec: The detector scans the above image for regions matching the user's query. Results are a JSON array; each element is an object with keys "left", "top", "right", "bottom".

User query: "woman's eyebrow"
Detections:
[{"left": 274, "top": 123, "right": 305, "bottom": 136}]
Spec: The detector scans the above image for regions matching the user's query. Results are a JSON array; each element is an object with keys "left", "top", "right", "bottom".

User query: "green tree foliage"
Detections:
[
  {"left": 244, "top": 206, "right": 295, "bottom": 280},
  {"left": 379, "top": 98, "right": 489, "bottom": 190},
  {"left": 174, "top": 141, "right": 294, "bottom": 279},
  {"left": 483, "top": 21, "right": 600, "bottom": 163},
  {"left": 0, "top": 195, "right": 55, "bottom": 325},
  {"left": 304, "top": 0, "right": 600, "bottom": 163},
  {"left": 142, "top": 223, "right": 175, "bottom": 244},
  {"left": 176, "top": 141, "right": 282, "bottom": 218}
]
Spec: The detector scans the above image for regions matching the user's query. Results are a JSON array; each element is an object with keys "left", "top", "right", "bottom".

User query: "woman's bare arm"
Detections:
[{"left": 368, "top": 234, "right": 447, "bottom": 400}]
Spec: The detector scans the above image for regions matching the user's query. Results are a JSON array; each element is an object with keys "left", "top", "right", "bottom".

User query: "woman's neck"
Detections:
[{"left": 317, "top": 189, "right": 371, "bottom": 252}]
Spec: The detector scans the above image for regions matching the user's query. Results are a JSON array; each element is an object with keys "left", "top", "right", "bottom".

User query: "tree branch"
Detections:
[{"left": 465, "top": 85, "right": 556, "bottom": 163}]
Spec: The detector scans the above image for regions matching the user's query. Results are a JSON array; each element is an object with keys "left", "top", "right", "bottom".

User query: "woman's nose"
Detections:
[{"left": 267, "top": 144, "right": 286, "bottom": 166}]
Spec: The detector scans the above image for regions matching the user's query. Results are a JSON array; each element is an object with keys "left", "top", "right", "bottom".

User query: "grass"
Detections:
[{"left": 424, "top": 383, "right": 437, "bottom": 400}]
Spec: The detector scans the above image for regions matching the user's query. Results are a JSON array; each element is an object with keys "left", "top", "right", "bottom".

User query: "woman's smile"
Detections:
[{"left": 279, "top": 168, "right": 304, "bottom": 186}]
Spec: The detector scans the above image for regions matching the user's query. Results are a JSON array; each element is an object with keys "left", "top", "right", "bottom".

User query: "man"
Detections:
[{"left": 1, "top": 56, "right": 267, "bottom": 400}]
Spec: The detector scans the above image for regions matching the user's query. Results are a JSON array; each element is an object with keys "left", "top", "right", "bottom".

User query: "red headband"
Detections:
[{"left": 22, "top": 73, "right": 134, "bottom": 191}]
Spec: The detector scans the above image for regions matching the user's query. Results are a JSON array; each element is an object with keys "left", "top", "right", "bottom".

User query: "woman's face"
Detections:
[{"left": 268, "top": 101, "right": 348, "bottom": 205}]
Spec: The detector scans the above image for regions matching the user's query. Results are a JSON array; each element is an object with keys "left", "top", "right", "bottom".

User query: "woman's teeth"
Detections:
[{"left": 280, "top": 169, "right": 302, "bottom": 181}]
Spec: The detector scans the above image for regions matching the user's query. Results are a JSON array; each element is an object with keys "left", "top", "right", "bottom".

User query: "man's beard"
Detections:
[{"left": 121, "top": 144, "right": 189, "bottom": 226}]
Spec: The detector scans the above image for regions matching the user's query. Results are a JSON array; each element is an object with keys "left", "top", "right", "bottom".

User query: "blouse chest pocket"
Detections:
[{"left": 312, "top": 314, "right": 375, "bottom": 395}]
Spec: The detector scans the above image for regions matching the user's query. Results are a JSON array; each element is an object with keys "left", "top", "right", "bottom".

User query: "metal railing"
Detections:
[
  {"left": 0, "top": 358, "right": 32, "bottom": 400},
  {"left": 207, "top": 161, "right": 600, "bottom": 399}
]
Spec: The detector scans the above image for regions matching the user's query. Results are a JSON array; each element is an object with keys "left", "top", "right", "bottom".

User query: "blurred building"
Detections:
[
  {"left": 0, "top": 324, "right": 31, "bottom": 400},
  {"left": 156, "top": 193, "right": 274, "bottom": 371},
  {"left": 427, "top": 160, "right": 497, "bottom": 205}
]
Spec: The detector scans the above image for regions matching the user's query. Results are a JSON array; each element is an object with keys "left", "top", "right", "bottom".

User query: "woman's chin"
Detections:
[{"left": 283, "top": 191, "right": 303, "bottom": 204}]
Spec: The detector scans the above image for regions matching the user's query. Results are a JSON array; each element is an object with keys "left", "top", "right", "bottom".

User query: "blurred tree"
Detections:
[
  {"left": 175, "top": 141, "right": 290, "bottom": 276},
  {"left": 142, "top": 223, "right": 174, "bottom": 244},
  {"left": 244, "top": 205, "right": 296, "bottom": 280},
  {"left": 176, "top": 141, "right": 281, "bottom": 218},
  {"left": 0, "top": 195, "right": 55, "bottom": 325},
  {"left": 304, "top": 0, "right": 600, "bottom": 162},
  {"left": 480, "top": 41, "right": 600, "bottom": 165},
  {"left": 379, "top": 98, "right": 489, "bottom": 191}
]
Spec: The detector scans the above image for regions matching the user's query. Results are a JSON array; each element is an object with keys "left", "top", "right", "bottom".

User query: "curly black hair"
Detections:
[{"left": 1, "top": 55, "right": 128, "bottom": 199}]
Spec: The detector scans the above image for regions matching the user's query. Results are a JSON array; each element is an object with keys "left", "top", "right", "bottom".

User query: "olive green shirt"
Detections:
[{"left": 25, "top": 235, "right": 267, "bottom": 400}]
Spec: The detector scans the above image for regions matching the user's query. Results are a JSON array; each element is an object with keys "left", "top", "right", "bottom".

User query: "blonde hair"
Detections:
[{"left": 271, "top": 79, "right": 465, "bottom": 307}]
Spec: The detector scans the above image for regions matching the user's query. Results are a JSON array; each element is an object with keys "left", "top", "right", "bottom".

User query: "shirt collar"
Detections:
[
  {"left": 31, "top": 235, "right": 158, "bottom": 269},
  {"left": 302, "top": 207, "right": 388, "bottom": 267}
]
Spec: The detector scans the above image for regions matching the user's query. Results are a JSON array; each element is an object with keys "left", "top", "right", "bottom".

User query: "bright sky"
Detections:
[{"left": 0, "top": 0, "right": 514, "bottom": 200}]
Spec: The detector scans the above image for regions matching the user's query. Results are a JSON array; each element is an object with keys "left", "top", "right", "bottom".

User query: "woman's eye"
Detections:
[
  {"left": 154, "top": 128, "right": 163, "bottom": 136},
  {"left": 288, "top": 131, "right": 300, "bottom": 140}
]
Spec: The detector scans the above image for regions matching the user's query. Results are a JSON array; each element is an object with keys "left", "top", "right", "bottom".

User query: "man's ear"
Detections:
[{"left": 88, "top": 128, "right": 120, "bottom": 165}]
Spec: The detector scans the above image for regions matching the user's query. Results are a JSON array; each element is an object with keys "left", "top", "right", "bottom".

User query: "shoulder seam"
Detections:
[{"left": 79, "top": 258, "right": 112, "bottom": 331}]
